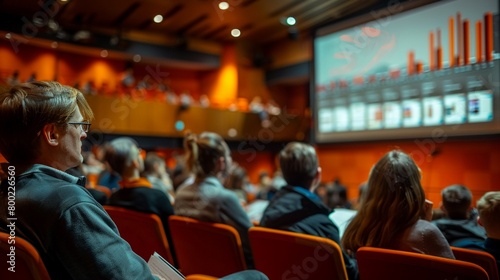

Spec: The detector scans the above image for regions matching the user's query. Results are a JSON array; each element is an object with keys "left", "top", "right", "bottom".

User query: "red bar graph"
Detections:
[
  {"left": 406, "top": 11, "right": 494, "bottom": 76},
  {"left": 476, "top": 21, "right": 482, "bottom": 63},
  {"left": 408, "top": 51, "right": 415, "bottom": 75},
  {"left": 463, "top": 19, "right": 470, "bottom": 65},
  {"left": 437, "top": 28, "right": 443, "bottom": 70},
  {"left": 429, "top": 32, "right": 435, "bottom": 71},
  {"left": 457, "top": 12, "right": 463, "bottom": 65},
  {"left": 449, "top": 17, "right": 455, "bottom": 67},
  {"left": 485, "top": 12, "right": 493, "bottom": 61}
]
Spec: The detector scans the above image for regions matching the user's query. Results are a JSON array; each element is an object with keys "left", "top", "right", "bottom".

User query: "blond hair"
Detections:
[{"left": 476, "top": 191, "right": 500, "bottom": 233}]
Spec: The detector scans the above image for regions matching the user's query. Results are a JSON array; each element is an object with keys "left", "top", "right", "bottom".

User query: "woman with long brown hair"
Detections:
[{"left": 342, "top": 150, "right": 454, "bottom": 258}]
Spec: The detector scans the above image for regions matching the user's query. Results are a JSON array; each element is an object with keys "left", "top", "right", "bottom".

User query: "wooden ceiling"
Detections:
[{"left": 0, "top": 0, "right": 381, "bottom": 47}]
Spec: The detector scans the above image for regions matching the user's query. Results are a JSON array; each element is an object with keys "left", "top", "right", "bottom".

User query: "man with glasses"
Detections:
[
  {"left": 0, "top": 81, "right": 158, "bottom": 279},
  {"left": 0, "top": 81, "right": 268, "bottom": 280}
]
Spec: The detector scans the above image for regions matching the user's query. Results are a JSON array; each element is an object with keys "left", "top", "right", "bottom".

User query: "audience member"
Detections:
[
  {"left": 265, "top": 99, "right": 281, "bottom": 115},
  {"left": 249, "top": 96, "right": 264, "bottom": 113},
  {"left": 328, "top": 179, "right": 353, "bottom": 209},
  {"left": 260, "top": 142, "right": 358, "bottom": 280},
  {"left": 270, "top": 170, "right": 287, "bottom": 190},
  {"left": 105, "top": 137, "right": 177, "bottom": 263},
  {"left": 141, "top": 151, "right": 175, "bottom": 203},
  {"left": 327, "top": 180, "right": 357, "bottom": 238},
  {"left": 82, "top": 80, "right": 97, "bottom": 95},
  {"left": 314, "top": 182, "right": 330, "bottom": 206},
  {"left": 224, "top": 164, "right": 250, "bottom": 205},
  {"left": 0, "top": 81, "right": 154, "bottom": 279},
  {"left": 174, "top": 132, "right": 254, "bottom": 267},
  {"left": 342, "top": 150, "right": 454, "bottom": 259},
  {"left": 0, "top": 81, "right": 271, "bottom": 280},
  {"left": 6, "top": 70, "right": 20, "bottom": 86},
  {"left": 350, "top": 182, "right": 367, "bottom": 210},
  {"left": 94, "top": 143, "right": 122, "bottom": 191},
  {"left": 432, "top": 184, "right": 486, "bottom": 245},
  {"left": 26, "top": 72, "right": 37, "bottom": 83},
  {"left": 171, "top": 154, "right": 195, "bottom": 191},
  {"left": 454, "top": 191, "right": 500, "bottom": 272},
  {"left": 121, "top": 67, "right": 135, "bottom": 89},
  {"left": 199, "top": 94, "right": 210, "bottom": 108},
  {"left": 256, "top": 171, "right": 276, "bottom": 200},
  {"left": 179, "top": 90, "right": 193, "bottom": 110}
]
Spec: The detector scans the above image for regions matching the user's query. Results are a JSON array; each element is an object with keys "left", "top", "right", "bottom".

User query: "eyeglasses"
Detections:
[{"left": 68, "top": 122, "right": 91, "bottom": 133}]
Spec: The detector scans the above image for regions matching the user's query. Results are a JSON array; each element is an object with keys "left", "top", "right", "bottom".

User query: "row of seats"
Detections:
[
  {"left": 1, "top": 206, "right": 498, "bottom": 280},
  {"left": 103, "top": 206, "right": 499, "bottom": 280}
]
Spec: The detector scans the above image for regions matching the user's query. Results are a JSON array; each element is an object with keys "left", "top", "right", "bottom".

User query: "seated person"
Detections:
[
  {"left": 256, "top": 171, "right": 277, "bottom": 201},
  {"left": 260, "top": 142, "right": 358, "bottom": 280},
  {"left": 0, "top": 81, "right": 270, "bottom": 280},
  {"left": 223, "top": 164, "right": 250, "bottom": 205},
  {"left": 141, "top": 152, "right": 175, "bottom": 203},
  {"left": 342, "top": 150, "right": 454, "bottom": 259},
  {"left": 105, "top": 137, "right": 176, "bottom": 263},
  {"left": 328, "top": 179, "right": 353, "bottom": 209},
  {"left": 174, "top": 132, "right": 254, "bottom": 267},
  {"left": 454, "top": 191, "right": 500, "bottom": 272},
  {"left": 0, "top": 81, "right": 155, "bottom": 279},
  {"left": 432, "top": 184, "right": 486, "bottom": 245}
]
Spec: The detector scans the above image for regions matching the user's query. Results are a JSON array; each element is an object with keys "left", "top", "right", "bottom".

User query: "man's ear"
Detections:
[
  {"left": 42, "top": 123, "right": 60, "bottom": 146},
  {"left": 315, "top": 166, "right": 322, "bottom": 183},
  {"left": 310, "top": 166, "right": 322, "bottom": 191}
]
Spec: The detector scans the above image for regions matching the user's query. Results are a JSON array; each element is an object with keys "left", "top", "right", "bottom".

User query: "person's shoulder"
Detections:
[
  {"left": 416, "top": 219, "right": 440, "bottom": 230},
  {"left": 415, "top": 219, "right": 448, "bottom": 239}
]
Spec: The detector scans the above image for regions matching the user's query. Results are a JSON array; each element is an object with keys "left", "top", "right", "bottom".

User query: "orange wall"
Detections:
[
  {"left": 57, "top": 51, "right": 125, "bottom": 89},
  {"left": 0, "top": 41, "right": 57, "bottom": 81},
  {"left": 0, "top": 40, "right": 202, "bottom": 98},
  {"left": 316, "top": 136, "right": 500, "bottom": 208}
]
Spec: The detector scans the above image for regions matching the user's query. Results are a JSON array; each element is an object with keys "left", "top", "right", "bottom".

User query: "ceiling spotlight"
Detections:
[
  {"left": 100, "top": 50, "right": 108, "bottom": 57},
  {"left": 231, "top": 29, "right": 241, "bottom": 37},
  {"left": 133, "top": 54, "right": 141, "bottom": 62},
  {"left": 219, "top": 2, "right": 229, "bottom": 10},
  {"left": 51, "top": 41, "right": 58, "bottom": 48},
  {"left": 5, "top": 33, "right": 11, "bottom": 39},
  {"left": 153, "top": 15, "right": 163, "bottom": 23},
  {"left": 286, "top": 17, "right": 296, "bottom": 26}
]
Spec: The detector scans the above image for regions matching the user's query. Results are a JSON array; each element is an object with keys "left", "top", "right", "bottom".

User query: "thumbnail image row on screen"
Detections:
[{"left": 318, "top": 90, "right": 493, "bottom": 132}]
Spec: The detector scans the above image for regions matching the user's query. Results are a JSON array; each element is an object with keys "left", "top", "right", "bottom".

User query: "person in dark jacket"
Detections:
[
  {"left": 432, "top": 184, "right": 486, "bottom": 245},
  {"left": 260, "top": 142, "right": 358, "bottom": 280}
]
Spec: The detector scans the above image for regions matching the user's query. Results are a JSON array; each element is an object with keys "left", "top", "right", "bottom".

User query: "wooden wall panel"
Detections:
[{"left": 316, "top": 137, "right": 500, "bottom": 208}]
